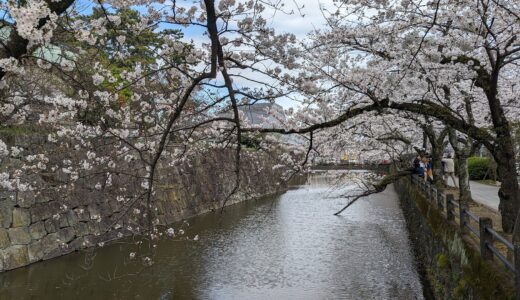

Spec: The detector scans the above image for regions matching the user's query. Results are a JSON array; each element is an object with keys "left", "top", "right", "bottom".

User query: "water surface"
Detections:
[{"left": 0, "top": 171, "right": 423, "bottom": 299}]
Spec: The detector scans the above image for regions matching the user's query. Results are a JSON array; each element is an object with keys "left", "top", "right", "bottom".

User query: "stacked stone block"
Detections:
[{"left": 0, "top": 147, "right": 284, "bottom": 271}]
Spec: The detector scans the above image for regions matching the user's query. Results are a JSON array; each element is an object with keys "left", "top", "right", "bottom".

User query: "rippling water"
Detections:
[{"left": 0, "top": 171, "right": 423, "bottom": 299}]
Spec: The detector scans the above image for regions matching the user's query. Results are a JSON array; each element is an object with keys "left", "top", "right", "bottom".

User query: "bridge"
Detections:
[{"left": 311, "top": 163, "right": 390, "bottom": 172}]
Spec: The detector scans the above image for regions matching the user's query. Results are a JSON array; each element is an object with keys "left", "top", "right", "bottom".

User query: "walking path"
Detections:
[{"left": 447, "top": 178, "right": 500, "bottom": 211}]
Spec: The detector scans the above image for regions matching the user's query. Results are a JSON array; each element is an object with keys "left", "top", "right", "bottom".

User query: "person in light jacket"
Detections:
[
  {"left": 427, "top": 156, "right": 434, "bottom": 182},
  {"left": 442, "top": 154, "right": 458, "bottom": 187}
]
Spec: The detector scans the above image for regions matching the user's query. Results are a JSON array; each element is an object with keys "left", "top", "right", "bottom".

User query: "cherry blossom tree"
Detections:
[
  {"left": 1, "top": 0, "right": 520, "bottom": 245},
  {"left": 0, "top": 0, "right": 311, "bottom": 266},
  {"left": 247, "top": 0, "right": 520, "bottom": 237}
]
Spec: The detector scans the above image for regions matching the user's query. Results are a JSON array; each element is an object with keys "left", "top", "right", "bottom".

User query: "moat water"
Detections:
[{"left": 0, "top": 171, "right": 424, "bottom": 299}]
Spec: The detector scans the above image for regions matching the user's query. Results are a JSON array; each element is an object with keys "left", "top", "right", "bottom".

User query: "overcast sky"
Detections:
[
  {"left": 179, "top": 1, "right": 336, "bottom": 109},
  {"left": 182, "top": 0, "right": 334, "bottom": 41}
]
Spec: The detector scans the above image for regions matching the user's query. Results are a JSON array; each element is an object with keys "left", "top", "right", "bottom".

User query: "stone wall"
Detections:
[
  {"left": 395, "top": 177, "right": 513, "bottom": 299},
  {"left": 0, "top": 134, "right": 286, "bottom": 272}
]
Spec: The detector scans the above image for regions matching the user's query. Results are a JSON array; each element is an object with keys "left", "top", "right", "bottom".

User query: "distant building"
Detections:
[
  {"left": 221, "top": 102, "right": 306, "bottom": 146},
  {"left": 239, "top": 103, "right": 286, "bottom": 128}
]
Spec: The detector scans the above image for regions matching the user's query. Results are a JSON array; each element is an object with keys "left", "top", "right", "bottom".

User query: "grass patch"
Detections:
[{"left": 0, "top": 125, "right": 45, "bottom": 137}]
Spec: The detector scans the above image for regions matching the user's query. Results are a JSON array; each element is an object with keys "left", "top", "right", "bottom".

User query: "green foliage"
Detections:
[
  {"left": 467, "top": 157, "right": 492, "bottom": 180},
  {"left": 83, "top": 8, "right": 183, "bottom": 100},
  {"left": 436, "top": 253, "right": 448, "bottom": 269},
  {"left": 240, "top": 135, "right": 262, "bottom": 149},
  {"left": 86, "top": 8, "right": 184, "bottom": 67},
  {"left": 66, "top": 8, "right": 187, "bottom": 125}
]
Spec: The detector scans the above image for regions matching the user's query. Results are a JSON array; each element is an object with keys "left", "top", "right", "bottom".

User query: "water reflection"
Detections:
[{"left": 0, "top": 171, "right": 423, "bottom": 299}]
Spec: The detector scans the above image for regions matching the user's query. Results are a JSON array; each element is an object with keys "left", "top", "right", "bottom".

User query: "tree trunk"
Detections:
[
  {"left": 422, "top": 131, "right": 428, "bottom": 150},
  {"left": 448, "top": 129, "right": 472, "bottom": 203},
  {"left": 477, "top": 62, "right": 520, "bottom": 237},
  {"left": 494, "top": 145, "right": 520, "bottom": 236},
  {"left": 422, "top": 125, "right": 448, "bottom": 187},
  {"left": 431, "top": 143, "right": 444, "bottom": 186},
  {"left": 484, "top": 125, "right": 520, "bottom": 237},
  {"left": 457, "top": 156, "right": 471, "bottom": 203}
]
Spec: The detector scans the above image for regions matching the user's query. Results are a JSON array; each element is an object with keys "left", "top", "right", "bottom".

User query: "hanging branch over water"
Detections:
[{"left": 334, "top": 169, "right": 415, "bottom": 215}]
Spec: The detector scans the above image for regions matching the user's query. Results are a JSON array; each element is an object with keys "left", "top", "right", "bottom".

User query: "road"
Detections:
[{"left": 446, "top": 178, "right": 500, "bottom": 211}]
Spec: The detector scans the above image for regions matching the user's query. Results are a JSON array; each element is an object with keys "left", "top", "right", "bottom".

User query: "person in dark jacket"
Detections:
[{"left": 413, "top": 155, "right": 424, "bottom": 177}]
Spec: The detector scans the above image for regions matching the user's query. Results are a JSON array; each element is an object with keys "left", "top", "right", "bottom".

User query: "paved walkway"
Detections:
[{"left": 446, "top": 178, "right": 500, "bottom": 211}]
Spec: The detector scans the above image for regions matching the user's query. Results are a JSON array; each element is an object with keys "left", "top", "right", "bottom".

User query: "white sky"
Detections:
[{"left": 264, "top": 0, "right": 336, "bottom": 37}]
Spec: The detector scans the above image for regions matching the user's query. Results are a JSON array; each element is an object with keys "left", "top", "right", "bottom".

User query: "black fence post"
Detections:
[
  {"left": 446, "top": 194, "right": 455, "bottom": 222},
  {"left": 479, "top": 217, "right": 493, "bottom": 261},
  {"left": 514, "top": 242, "right": 520, "bottom": 299},
  {"left": 459, "top": 199, "right": 469, "bottom": 232},
  {"left": 437, "top": 191, "right": 444, "bottom": 212}
]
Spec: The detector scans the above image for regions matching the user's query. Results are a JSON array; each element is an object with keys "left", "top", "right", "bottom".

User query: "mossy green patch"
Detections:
[
  {"left": 437, "top": 253, "right": 449, "bottom": 269},
  {"left": 398, "top": 179, "right": 513, "bottom": 299},
  {"left": 0, "top": 125, "right": 43, "bottom": 136}
]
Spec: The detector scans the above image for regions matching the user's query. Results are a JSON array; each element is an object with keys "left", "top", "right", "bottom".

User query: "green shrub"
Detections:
[
  {"left": 240, "top": 135, "right": 262, "bottom": 149},
  {"left": 467, "top": 157, "right": 492, "bottom": 180}
]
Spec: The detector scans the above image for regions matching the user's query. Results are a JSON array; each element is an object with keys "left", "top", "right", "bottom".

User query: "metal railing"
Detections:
[{"left": 410, "top": 175, "right": 515, "bottom": 274}]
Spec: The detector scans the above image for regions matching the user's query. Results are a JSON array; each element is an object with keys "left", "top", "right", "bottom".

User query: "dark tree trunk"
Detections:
[
  {"left": 457, "top": 157, "right": 471, "bottom": 202},
  {"left": 448, "top": 130, "right": 472, "bottom": 203},
  {"left": 481, "top": 66, "right": 520, "bottom": 236},
  {"left": 494, "top": 144, "right": 520, "bottom": 235},
  {"left": 422, "top": 124, "right": 448, "bottom": 187},
  {"left": 431, "top": 142, "right": 444, "bottom": 186}
]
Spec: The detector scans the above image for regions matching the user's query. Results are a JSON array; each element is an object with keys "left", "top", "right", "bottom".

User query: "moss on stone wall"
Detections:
[{"left": 396, "top": 178, "right": 513, "bottom": 300}]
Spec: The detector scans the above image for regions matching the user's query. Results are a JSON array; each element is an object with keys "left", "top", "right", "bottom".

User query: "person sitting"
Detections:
[
  {"left": 426, "top": 155, "right": 434, "bottom": 182},
  {"left": 420, "top": 154, "right": 430, "bottom": 182}
]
